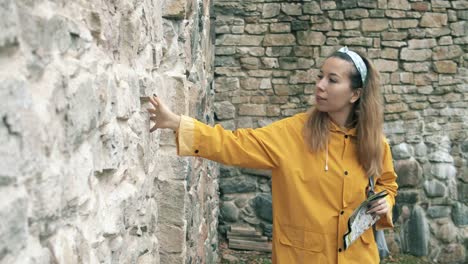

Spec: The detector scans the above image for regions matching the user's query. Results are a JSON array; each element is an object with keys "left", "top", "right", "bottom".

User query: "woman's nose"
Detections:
[{"left": 316, "top": 79, "right": 326, "bottom": 91}]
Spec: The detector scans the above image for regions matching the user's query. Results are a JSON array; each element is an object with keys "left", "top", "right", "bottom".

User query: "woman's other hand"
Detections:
[
  {"left": 148, "top": 94, "right": 181, "bottom": 132},
  {"left": 366, "top": 197, "right": 389, "bottom": 217}
]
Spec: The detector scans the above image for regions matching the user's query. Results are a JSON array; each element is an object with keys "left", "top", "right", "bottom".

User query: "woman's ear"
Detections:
[{"left": 350, "top": 88, "right": 362, "bottom": 103}]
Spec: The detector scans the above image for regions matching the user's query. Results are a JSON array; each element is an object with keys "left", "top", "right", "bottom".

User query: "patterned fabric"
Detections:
[{"left": 338, "top": 46, "right": 368, "bottom": 85}]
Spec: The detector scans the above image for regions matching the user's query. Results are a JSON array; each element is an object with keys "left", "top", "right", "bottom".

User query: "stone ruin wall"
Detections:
[
  {"left": 0, "top": 0, "right": 218, "bottom": 263},
  {"left": 213, "top": 0, "right": 467, "bottom": 263}
]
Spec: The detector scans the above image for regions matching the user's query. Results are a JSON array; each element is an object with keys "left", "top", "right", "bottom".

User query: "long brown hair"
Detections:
[{"left": 303, "top": 51, "right": 384, "bottom": 178}]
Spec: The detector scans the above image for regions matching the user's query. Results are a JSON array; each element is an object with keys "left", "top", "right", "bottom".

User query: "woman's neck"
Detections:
[{"left": 328, "top": 112, "right": 350, "bottom": 130}]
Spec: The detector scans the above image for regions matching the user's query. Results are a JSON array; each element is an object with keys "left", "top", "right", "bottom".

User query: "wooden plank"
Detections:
[
  {"left": 227, "top": 231, "right": 262, "bottom": 237},
  {"left": 229, "top": 239, "right": 272, "bottom": 252},
  {"left": 227, "top": 235, "right": 268, "bottom": 242}
]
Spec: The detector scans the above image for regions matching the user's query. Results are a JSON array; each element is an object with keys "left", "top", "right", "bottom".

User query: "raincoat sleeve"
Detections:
[
  {"left": 375, "top": 139, "right": 398, "bottom": 230},
  {"left": 175, "top": 115, "right": 284, "bottom": 169}
]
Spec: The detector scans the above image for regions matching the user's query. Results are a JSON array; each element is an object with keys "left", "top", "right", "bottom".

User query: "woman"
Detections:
[{"left": 148, "top": 47, "right": 398, "bottom": 264}]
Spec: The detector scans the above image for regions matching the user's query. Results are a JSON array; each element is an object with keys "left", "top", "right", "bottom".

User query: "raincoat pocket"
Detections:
[
  {"left": 278, "top": 225, "right": 324, "bottom": 252},
  {"left": 360, "top": 228, "right": 374, "bottom": 246}
]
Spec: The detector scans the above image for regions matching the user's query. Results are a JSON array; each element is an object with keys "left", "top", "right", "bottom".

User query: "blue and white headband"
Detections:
[{"left": 338, "top": 46, "right": 367, "bottom": 85}]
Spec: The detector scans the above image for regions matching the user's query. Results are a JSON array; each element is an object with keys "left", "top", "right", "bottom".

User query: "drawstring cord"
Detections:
[{"left": 325, "top": 141, "right": 329, "bottom": 172}]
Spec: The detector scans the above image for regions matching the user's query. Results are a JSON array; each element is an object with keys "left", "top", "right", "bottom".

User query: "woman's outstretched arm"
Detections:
[{"left": 147, "top": 95, "right": 284, "bottom": 170}]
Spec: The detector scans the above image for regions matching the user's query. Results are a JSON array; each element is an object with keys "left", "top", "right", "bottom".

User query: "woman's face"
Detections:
[{"left": 315, "top": 57, "right": 361, "bottom": 114}]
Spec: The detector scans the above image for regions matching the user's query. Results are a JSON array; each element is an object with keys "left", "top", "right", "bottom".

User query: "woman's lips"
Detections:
[{"left": 316, "top": 95, "right": 327, "bottom": 101}]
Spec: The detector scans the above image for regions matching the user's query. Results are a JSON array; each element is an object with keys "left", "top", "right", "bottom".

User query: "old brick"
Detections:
[
  {"left": 400, "top": 48, "right": 432, "bottom": 61},
  {"left": 328, "top": 11, "right": 344, "bottom": 20},
  {"left": 240, "top": 77, "right": 260, "bottom": 90},
  {"left": 434, "top": 61, "right": 458, "bottom": 74},
  {"left": 297, "top": 31, "right": 326, "bottom": 46},
  {"left": 403, "top": 62, "right": 431, "bottom": 72},
  {"left": 244, "top": 24, "right": 268, "bottom": 35},
  {"left": 345, "top": 9, "right": 369, "bottom": 19},
  {"left": 216, "top": 35, "right": 263, "bottom": 46},
  {"left": 362, "top": 19, "right": 389, "bottom": 31},
  {"left": 433, "top": 45, "right": 463, "bottom": 60},
  {"left": 342, "top": 37, "right": 373, "bottom": 46},
  {"left": 450, "top": 21, "right": 466, "bottom": 37},
  {"left": 265, "top": 47, "right": 292, "bottom": 57},
  {"left": 438, "top": 36, "right": 453, "bottom": 45},
  {"left": 263, "top": 34, "right": 296, "bottom": 46},
  {"left": 262, "top": 3, "right": 280, "bottom": 18},
  {"left": 388, "top": 0, "right": 411, "bottom": 10},
  {"left": 281, "top": 3, "right": 302, "bottom": 16},
  {"left": 393, "top": 20, "right": 419, "bottom": 28},
  {"left": 303, "top": 2, "right": 323, "bottom": 15},
  {"left": 411, "top": 2, "right": 430, "bottom": 12},
  {"left": 374, "top": 59, "right": 399, "bottom": 72},
  {"left": 420, "top": 13, "right": 448, "bottom": 28},
  {"left": 408, "top": 39, "right": 437, "bottom": 49},
  {"left": 240, "top": 57, "right": 260, "bottom": 70},
  {"left": 238, "top": 104, "right": 266, "bottom": 116},
  {"left": 381, "top": 32, "right": 408, "bottom": 41},
  {"left": 385, "top": 102, "right": 408, "bottom": 113},
  {"left": 270, "top": 23, "right": 291, "bottom": 33}
]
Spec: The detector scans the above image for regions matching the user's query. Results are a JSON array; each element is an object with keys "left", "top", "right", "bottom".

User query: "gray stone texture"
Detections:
[{"left": 0, "top": 0, "right": 218, "bottom": 263}]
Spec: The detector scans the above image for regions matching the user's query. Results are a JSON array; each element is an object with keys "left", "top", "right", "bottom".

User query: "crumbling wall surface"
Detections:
[{"left": 0, "top": 0, "right": 217, "bottom": 263}]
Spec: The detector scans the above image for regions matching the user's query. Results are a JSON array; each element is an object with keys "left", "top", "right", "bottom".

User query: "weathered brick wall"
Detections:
[
  {"left": 213, "top": 0, "right": 467, "bottom": 262},
  {"left": 0, "top": 0, "right": 218, "bottom": 263}
]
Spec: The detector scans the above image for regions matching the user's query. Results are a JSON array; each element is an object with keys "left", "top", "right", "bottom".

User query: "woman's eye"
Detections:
[
  {"left": 317, "top": 75, "right": 323, "bottom": 80},
  {"left": 330, "top": 78, "right": 337, "bottom": 83}
]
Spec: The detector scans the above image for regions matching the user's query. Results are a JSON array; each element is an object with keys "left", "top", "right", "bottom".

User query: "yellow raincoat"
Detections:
[{"left": 176, "top": 112, "right": 398, "bottom": 264}]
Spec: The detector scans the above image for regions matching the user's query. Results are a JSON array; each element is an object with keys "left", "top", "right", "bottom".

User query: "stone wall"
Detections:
[
  {"left": 213, "top": 0, "right": 467, "bottom": 263},
  {"left": 0, "top": 0, "right": 218, "bottom": 263}
]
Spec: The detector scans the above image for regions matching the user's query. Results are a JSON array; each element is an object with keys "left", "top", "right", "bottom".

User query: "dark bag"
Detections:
[{"left": 368, "top": 176, "right": 390, "bottom": 260}]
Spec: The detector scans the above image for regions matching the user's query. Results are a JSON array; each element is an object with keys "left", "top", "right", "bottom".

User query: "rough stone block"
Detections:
[
  {"left": 434, "top": 61, "right": 457, "bottom": 74},
  {"left": 395, "top": 158, "right": 423, "bottom": 187},
  {"left": 214, "top": 101, "right": 236, "bottom": 120},
  {"left": 265, "top": 47, "right": 292, "bottom": 57},
  {"left": 388, "top": 0, "right": 411, "bottom": 10},
  {"left": 381, "top": 32, "right": 408, "bottom": 41},
  {"left": 240, "top": 77, "right": 260, "bottom": 90},
  {"left": 220, "top": 176, "right": 257, "bottom": 194},
  {"left": 270, "top": 23, "right": 291, "bottom": 33},
  {"left": 240, "top": 57, "right": 260, "bottom": 70},
  {"left": 216, "top": 35, "right": 264, "bottom": 46},
  {"left": 400, "top": 48, "right": 432, "bottom": 61},
  {"left": 263, "top": 34, "right": 296, "bottom": 46},
  {"left": 451, "top": 202, "right": 468, "bottom": 226},
  {"left": 253, "top": 194, "right": 272, "bottom": 222},
  {"left": 238, "top": 104, "right": 266, "bottom": 116},
  {"left": 220, "top": 202, "right": 239, "bottom": 222},
  {"left": 437, "top": 244, "right": 466, "bottom": 263},
  {"left": 393, "top": 19, "right": 419, "bottom": 28},
  {"left": 237, "top": 47, "right": 265, "bottom": 57},
  {"left": 345, "top": 9, "right": 369, "bottom": 19},
  {"left": 159, "top": 224, "right": 184, "bottom": 253},
  {"left": 450, "top": 21, "right": 466, "bottom": 37},
  {"left": 162, "top": 0, "right": 185, "bottom": 19},
  {"left": 281, "top": 3, "right": 302, "bottom": 16},
  {"left": 262, "top": 3, "right": 280, "bottom": 18},
  {"left": 407, "top": 205, "right": 429, "bottom": 256},
  {"left": 304, "top": 2, "right": 323, "bottom": 15},
  {"left": 374, "top": 59, "right": 398, "bottom": 72},
  {"left": 215, "top": 77, "right": 240, "bottom": 92},
  {"left": 297, "top": 31, "right": 325, "bottom": 46},
  {"left": 424, "top": 179, "right": 446, "bottom": 197},
  {"left": 427, "top": 206, "right": 451, "bottom": 219},
  {"left": 408, "top": 39, "right": 437, "bottom": 49},
  {"left": 420, "top": 13, "right": 448, "bottom": 28},
  {"left": 403, "top": 62, "right": 430, "bottom": 72},
  {"left": 245, "top": 24, "right": 268, "bottom": 35},
  {"left": 342, "top": 37, "right": 373, "bottom": 46}
]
